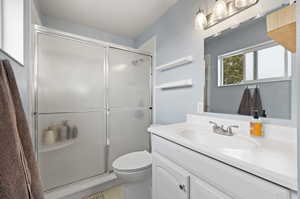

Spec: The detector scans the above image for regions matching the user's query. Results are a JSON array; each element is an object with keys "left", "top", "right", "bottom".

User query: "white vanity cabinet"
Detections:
[
  {"left": 153, "top": 152, "right": 232, "bottom": 199},
  {"left": 152, "top": 153, "right": 190, "bottom": 199},
  {"left": 190, "top": 176, "right": 232, "bottom": 199},
  {"left": 151, "top": 135, "right": 294, "bottom": 199}
]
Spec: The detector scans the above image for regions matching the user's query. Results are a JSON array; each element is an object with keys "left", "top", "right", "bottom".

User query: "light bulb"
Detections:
[
  {"left": 235, "top": 0, "right": 248, "bottom": 8},
  {"left": 213, "top": 0, "right": 228, "bottom": 20},
  {"left": 227, "top": 1, "right": 237, "bottom": 15},
  {"left": 195, "top": 10, "right": 208, "bottom": 30}
]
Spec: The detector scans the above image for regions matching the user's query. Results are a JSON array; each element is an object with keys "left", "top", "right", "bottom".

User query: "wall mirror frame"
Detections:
[{"left": 201, "top": 3, "right": 296, "bottom": 127}]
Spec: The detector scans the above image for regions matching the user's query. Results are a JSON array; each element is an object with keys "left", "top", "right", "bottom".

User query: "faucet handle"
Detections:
[
  {"left": 209, "top": 121, "right": 218, "bottom": 127},
  {"left": 226, "top": 125, "right": 239, "bottom": 135}
]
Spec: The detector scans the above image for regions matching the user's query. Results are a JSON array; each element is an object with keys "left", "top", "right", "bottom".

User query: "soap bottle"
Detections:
[
  {"left": 250, "top": 111, "right": 263, "bottom": 137},
  {"left": 261, "top": 110, "right": 267, "bottom": 118}
]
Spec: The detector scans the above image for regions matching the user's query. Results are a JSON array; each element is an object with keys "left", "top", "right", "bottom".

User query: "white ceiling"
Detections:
[{"left": 36, "top": 0, "right": 178, "bottom": 38}]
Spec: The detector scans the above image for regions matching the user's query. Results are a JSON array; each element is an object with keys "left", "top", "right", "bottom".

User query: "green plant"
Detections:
[{"left": 223, "top": 54, "right": 244, "bottom": 85}]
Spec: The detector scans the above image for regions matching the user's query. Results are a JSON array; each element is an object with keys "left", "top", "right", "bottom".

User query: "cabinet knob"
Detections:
[{"left": 179, "top": 184, "right": 186, "bottom": 192}]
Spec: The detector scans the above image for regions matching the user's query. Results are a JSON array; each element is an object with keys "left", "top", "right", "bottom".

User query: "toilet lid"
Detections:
[{"left": 113, "top": 151, "right": 152, "bottom": 172}]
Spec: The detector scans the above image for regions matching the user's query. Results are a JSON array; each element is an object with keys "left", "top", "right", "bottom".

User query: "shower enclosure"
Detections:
[{"left": 33, "top": 26, "right": 152, "bottom": 191}]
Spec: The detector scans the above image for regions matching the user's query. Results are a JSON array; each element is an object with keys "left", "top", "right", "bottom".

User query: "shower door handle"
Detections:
[{"left": 179, "top": 184, "right": 186, "bottom": 192}]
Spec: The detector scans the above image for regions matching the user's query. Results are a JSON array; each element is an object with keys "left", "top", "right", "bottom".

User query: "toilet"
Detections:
[{"left": 113, "top": 151, "right": 152, "bottom": 199}]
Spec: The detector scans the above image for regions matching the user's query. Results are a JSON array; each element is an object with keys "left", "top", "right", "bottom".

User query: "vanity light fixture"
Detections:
[
  {"left": 235, "top": 0, "right": 249, "bottom": 8},
  {"left": 248, "top": 0, "right": 258, "bottom": 4},
  {"left": 227, "top": 1, "right": 238, "bottom": 15},
  {"left": 195, "top": 0, "right": 259, "bottom": 30},
  {"left": 213, "top": 0, "right": 228, "bottom": 20},
  {"left": 195, "top": 9, "right": 208, "bottom": 30}
]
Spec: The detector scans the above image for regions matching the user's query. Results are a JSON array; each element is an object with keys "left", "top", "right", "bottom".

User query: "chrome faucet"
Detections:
[{"left": 209, "top": 121, "right": 239, "bottom": 136}]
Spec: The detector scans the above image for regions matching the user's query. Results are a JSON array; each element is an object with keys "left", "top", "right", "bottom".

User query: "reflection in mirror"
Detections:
[
  {"left": 219, "top": 42, "right": 292, "bottom": 86},
  {"left": 204, "top": 14, "right": 294, "bottom": 120}
]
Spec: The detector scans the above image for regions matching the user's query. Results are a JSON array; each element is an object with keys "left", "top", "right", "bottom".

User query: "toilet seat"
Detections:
[{"left": 113, "top": 151, "right": 152, "bottom": 172}]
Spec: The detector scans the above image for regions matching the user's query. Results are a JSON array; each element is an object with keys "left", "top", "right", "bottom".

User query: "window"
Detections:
[
  {"left": 257, "top": 45, "right": 285, "bottom": 79},
  {"left": 0, "top": 0, "right": 24, "bottom": 64},
  {"left": 218, "top": 42, "right": 292, "bottom": 86}
]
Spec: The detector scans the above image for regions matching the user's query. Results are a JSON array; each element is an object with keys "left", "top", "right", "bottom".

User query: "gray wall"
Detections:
[
  {"left": 0, "top": 50, "right": 28, "bottom": 114},
  {"left": 135, "top": 0, "right": 208, "bottom": 124},
  {"left": 41, "top": 16, "right": 135, "bottom": 48},
  {"left": 205, "top": 17, "right": 291, "bottom": 119}
]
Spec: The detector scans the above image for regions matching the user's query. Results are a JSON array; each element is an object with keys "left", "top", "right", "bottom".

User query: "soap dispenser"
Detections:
[{"left": 250, "top": 111, "right": 263, "bottom": 137}]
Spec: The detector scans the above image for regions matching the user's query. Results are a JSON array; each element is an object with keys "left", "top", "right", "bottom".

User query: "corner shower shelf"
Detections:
[
  {"left": 40, "top": 139, "right": 77, "bottom": 153},
  {"left": 156, "top": 79, "right": 193, "bottom": 89},
  {"left": 156, "top": 56, "right": 193, "bottom": 71}
]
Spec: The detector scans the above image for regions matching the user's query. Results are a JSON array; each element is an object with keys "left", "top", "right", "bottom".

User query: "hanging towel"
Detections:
[
  {"left": 0, "top": 60, "right": 44, "bottom": 199},
  {"left": 252, "top": 87, "right": 263, "bottom": 116},
  {"left": 238, "top": 87, "right": 252, "bottom": 116}
]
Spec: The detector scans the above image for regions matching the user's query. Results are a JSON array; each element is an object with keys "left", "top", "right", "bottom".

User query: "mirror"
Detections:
[{"left": 204, "top": 14, "right": 294, "bottom": 120}]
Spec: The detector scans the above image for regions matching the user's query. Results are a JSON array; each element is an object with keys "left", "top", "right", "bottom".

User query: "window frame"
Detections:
[
  {"left": 218, "top": 41, "right": 292, "bottom": 87},
  {"left": 0, "top": 0, "right": 24, "bottom": 64}
]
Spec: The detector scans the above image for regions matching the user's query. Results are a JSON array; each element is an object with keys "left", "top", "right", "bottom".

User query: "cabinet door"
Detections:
[
  {"left": 152, "top": 153, "right": 190, "bottom": 199},
  {"left": 190, "top": 176, "right": 232, "bottom": 199}
]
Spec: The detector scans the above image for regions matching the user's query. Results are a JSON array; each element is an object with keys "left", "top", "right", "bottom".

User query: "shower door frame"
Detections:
[{"left": 31, "top": 25, "right": 153, "bottom": 191}]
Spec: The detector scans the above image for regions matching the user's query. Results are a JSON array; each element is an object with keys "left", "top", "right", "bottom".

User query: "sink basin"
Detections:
[{"left": 177, "top": 129, "right": 259, "bottom": 150}]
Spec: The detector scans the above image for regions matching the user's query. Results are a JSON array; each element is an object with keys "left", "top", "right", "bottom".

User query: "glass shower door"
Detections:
[
  {"left": 36, "top": 33, "right": 107, "bottom": 190},
  {"left": 107, "top": 48, "right": 152, "bottom": 170}
]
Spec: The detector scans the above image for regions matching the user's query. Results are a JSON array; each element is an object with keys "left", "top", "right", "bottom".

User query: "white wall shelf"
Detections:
[
  {"left": 156, "top": 79, "right": 193, "bottom": 89},
  {"left": 40, "top": 139, "right": 77, "bottom": 153},
  {"left": 156, "top": 56, "right": 193, "bottom": 71}
]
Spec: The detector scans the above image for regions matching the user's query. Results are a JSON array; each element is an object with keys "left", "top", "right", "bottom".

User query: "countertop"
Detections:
[{"left": 148, "top": 122, "right": 297, "bottom": 191}]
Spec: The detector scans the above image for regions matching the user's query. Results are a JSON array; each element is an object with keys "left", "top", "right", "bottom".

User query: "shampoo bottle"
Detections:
[{"left": 250, "top": 111, "right": 263, "bottom": 137}]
